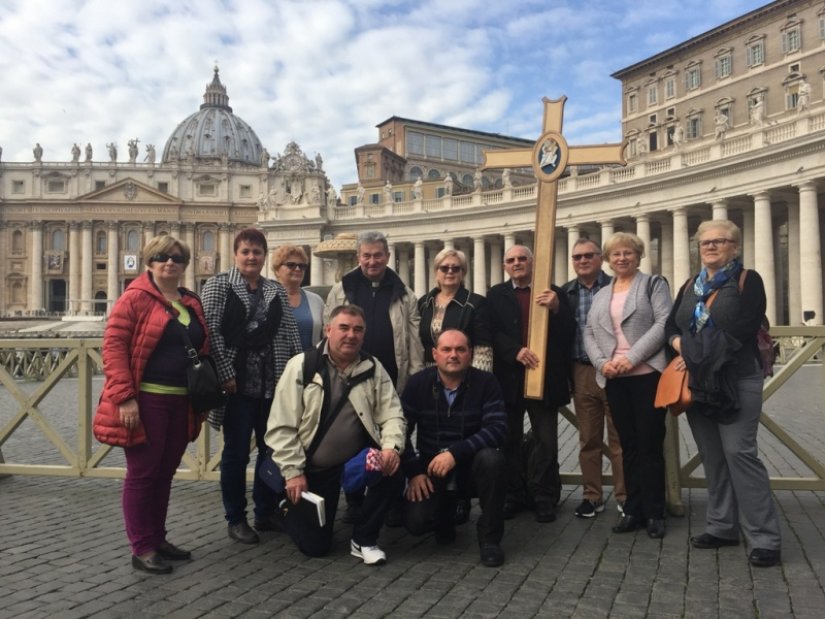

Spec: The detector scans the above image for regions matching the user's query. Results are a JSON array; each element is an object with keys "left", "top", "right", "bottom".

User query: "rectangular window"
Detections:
[
  {"left": 157, "top": 181, "right": 168, "bottom": 193},
  {"left": 12, "top": 180, "right": 25, "bottom": 194},
  {"left": 715, "top": 55, "right": 732, "bottom": 78},
  {"left": 459, "top": 141, "right": 475, "bottom": 163},
  {"left": 406, "top": 131, "right": 425, "bottom": 156},
  {"left": 239, "top": 184, "right": 252, "bottom": 198},
  {"left": 685, "top": 67, "right": 701, "bottom": 90},
  {"left": 370, "top": 193, "right": 380, "bottom": 204},
  {"left": 647, "top": 85, "right": 657, "bottom": 105},
  {"left": 686, "top": 117, "right": 701, "bottom": 139},
  {"left": 787, "top": 91, "right": 799, "bottom": 110},
  {"left": 665, "top": 78, "right": 676, "bottom": 99},
  {"left": 649, "top": 114, "right": 657, "bottom": 124},
  {"left": 782, "top": 28, "right": 801, "bottom": 54},
  {"left": 747, "top": 41, "right": 764, "bottom": 67},
  {"left": 425, "top": 135, "right": 442, "bottom": 158},
  {"left": 666, "top": 107, "right": 675, "bottom": 117},
  {"left": 442, "top": 138, "right": 458, "bottom": 161},
  {"left": 96, "top": 263, "right": 107, "bottom": 271},
  {"left": 628, "top": 93, "right": 638, "bottom": 113},
  {"left": 628, "top": 139, "right": 637, "bottom": 157},
  {"left": 198, "top": 183, "right": 216, "bottom": 196},
  {"left": 47, "top": 179, "right": 66, "bottom": 193},
  {"left": 349, "top": 196, "right": 357, "bottom": 206},
  {"left": 95, "top": 180, "right": 106, "bottom": 190},
  {"left": 820, "top": 15, "right": 825, "bottom": 40},
  {"left": 393, "top": 191, "right": 404, "bottom": 202}
]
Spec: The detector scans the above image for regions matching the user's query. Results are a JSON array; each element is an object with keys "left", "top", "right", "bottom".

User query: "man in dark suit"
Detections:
[{"left": 487, "top": 245, "right": 575, "bottom": 522}]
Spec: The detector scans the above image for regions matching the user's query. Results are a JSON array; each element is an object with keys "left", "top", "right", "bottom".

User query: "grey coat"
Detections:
[{"left": 583, "top": 272, "right": 672, "bottom": 388}]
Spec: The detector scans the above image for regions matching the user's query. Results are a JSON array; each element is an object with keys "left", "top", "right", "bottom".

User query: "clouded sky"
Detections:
[{"left": 0, "top": 0, "right": 768, "bottom": 190}]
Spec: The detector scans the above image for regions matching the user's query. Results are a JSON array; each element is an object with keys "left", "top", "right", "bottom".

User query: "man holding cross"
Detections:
[{"left": 487, "top": 245, "right": 575, "bottom": 522}]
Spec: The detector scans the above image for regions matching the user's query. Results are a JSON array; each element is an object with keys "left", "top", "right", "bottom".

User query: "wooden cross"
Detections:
[{"left": 483, "top": 96, "right": 626, "bottom": 399}]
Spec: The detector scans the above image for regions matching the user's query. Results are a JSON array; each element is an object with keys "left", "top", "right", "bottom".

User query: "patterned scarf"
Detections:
[{"left": 691, "top": 258, "right": 742, "bottom": 333}]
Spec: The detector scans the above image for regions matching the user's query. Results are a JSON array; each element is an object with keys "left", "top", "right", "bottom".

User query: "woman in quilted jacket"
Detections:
[{"left": 94, "top": 235, "right": 208, "bottom": 575}]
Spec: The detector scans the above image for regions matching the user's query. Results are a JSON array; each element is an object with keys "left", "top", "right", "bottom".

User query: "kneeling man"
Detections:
[
  {"left": 265, "top": 305, "right": 406, "bottom": 564},
  {"left": 401, "top": 329, "right": 507, "bottom": 567}
]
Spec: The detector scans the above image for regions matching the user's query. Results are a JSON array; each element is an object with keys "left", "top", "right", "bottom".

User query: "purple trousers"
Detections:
[{"left": 122, "top": 392, "right": 189, "bottom": 556}]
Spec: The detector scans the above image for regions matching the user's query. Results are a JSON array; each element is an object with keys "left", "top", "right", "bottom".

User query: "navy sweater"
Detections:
[{"left": 400, "top": 366, "right": 507, "bottom": 479}]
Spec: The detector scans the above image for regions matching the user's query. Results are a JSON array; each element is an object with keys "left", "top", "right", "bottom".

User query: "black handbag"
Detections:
[{"left": 171, "top": 309, "right": 226, "bottom": 413}]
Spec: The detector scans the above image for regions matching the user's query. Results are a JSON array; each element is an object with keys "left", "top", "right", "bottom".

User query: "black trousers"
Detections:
[
  {"left": 284, "top": 465, "right": 403, "bottom": 557},
  {"left": 605, "top": 372, "right": 666, "bottom": 520},
  {"left": 504, "top": 399, "right": 560, "bottom": 507},
  {"left": 404, "top": 448, "right": 506, "bottom": 545}
]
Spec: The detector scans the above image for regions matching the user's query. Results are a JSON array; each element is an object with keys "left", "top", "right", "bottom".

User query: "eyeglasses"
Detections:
[
  {"left": 437, "top": 265, "right": 462, "bottom": 273},
  {"left": 572, "top": 252, "right": 600, "bottom": 262},
  {"left": 699, "top": 238, "right": 735, "bottom": 249},
  {"left": 149, "top": 253, "right": 186, "bottom": 264},
  {"left": 283, "top": 262, "right": 308, "bottom": 271},
  {"left": 504, "top": 255, "right": 529, "bottom": 264}
]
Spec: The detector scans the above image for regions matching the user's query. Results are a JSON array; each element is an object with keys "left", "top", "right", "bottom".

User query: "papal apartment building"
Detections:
[{"left": 1, "top": 0, "right": 823, "bottom": 326}]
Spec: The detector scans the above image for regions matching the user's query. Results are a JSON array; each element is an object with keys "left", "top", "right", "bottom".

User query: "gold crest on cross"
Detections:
[{"left": 483, "top": 96, "right": 626, "bottom": 399}]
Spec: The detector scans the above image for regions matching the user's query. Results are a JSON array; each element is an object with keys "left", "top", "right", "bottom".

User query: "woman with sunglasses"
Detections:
[
  {"left": 201, "top": 228, "right": 301, "bottom": 546},
  {"left": 418, "top": 248, "right": 493, "bottom": 371},
  {"left": 665, "top": 220, "right": 781, "bottom": 568},
  {"left": 271, "top": 245, "right": 325, "bottom": 350},
  {"left": 94, "top": 235, "right": 208, "bottom": 574}
]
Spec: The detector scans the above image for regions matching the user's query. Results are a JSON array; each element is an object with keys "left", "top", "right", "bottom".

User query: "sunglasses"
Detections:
[
  {"left": 504, "top": 255, "right": 529, "bottom": 264},
  {"left": 149, "top": 253, "right": 186, "bottom": 264},
  {"left": 572, "top": 252, "right": 600, "bottom": 261},
  {"left": 438, "top": 265, "right": 462, "bottom": 273},
  {"left": 283, "top": 262, "right": 308, "bottom": 271}
]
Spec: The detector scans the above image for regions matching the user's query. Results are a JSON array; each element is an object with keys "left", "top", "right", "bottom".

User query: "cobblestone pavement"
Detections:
[{"left": 1, "top": 368, "right": 824, "bottom": 618}]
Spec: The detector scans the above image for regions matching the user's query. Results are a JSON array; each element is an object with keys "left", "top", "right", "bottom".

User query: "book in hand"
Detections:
[{"left": 281, "top": 491, "right": 326, "bottom": 528}]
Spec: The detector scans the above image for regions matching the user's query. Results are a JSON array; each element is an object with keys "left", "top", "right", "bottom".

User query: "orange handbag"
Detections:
[{"left": 655, "top": 357, "right": 691, "bottom": 415}]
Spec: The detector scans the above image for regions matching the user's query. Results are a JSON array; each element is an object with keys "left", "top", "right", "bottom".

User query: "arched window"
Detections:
[
  {"left": 94, "top": 291, "right": 107, "bottom": 315},
  {"left": 96, "top": 231, "right": 107, "bottom": 254},
  {"left": 202, "top": 231, "right": 215, "bottom": 252},
  {"left": 126, "top": 230, "right": 139, "bottom": 252},
  {"left": 462, "top": 174, "right": 473, "bottom": 187},
  {"left": 427, "top": 169, "right": 441, "bottom": 180},
  {"left": 408, "top": 166, "right": 423, "bottom": 182},
  {"left": 52, "top": 229, "right": 65, "bottom": 251}
]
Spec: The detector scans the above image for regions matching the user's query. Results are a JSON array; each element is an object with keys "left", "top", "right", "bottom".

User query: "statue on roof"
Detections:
[
  {"left": 145, "top": 144, "right": 156, "bottom": 164},
  {"left": 33, "top": 143, "right": 43, "bottom": 162},
  {"left": 128, "top": 139, "right": 139, "bottom": 164},
  {"left": 85, "top": 143, "right": 93, "bottom": 162},
  {"left": 107, "top": 142, "right": 117, "bottom": 162},
  {"left": 71, "top": 143, "right": 81, "bottom": 162}
]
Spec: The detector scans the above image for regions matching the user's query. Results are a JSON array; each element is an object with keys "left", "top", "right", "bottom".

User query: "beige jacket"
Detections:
[
  {"left": 324, "top": 269, "right": 424, "bottom": 393},
  {"left": 264, "top": 350, "right": 407, "bottom": 481}
]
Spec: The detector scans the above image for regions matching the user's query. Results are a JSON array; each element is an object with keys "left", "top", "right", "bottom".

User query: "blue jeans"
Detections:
[{"left": 220, "top": 394, "right": 276, "bottom": 525}]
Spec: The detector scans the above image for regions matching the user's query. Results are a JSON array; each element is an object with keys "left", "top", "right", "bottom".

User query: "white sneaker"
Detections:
[{"left": 350, "top": 540, "right": 386, "bottom": 565}]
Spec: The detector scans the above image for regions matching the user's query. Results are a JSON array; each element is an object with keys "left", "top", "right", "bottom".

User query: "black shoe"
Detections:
[
  {"left": 535, "top": 503, "right": 557, "bottom": 523},
  {"left": 254, "top": 513, "right": 284, "bottom": 532},
  {"left": 612, "top": 514, "right": 641, "bottom": 533},
  {"left": 454, "top": 498, "right": 471, "bottom": 525},
  {"left": 503, "top": 499, "right": 523, "bottom": 520},
  {"left": 749, "top": 548, "right": 781, "bottom": 567},
  {"left": 435, "top": 526, "right": 457, "bottom": 545},
  {"left": 132, "top": 553, "right": 172, "bottom": 574},
  {"left": 480, "top": 543, "right": 505, "bottom": 567},
  {"left": 156, "top": 541, "right": 191, "bottom": 561},
  {"left": 228, "top": 521, "right": 259, "bottom": 544},
  {"left": 646, "top": 518, "right": 666, "bottom": 539},
  {"left": 691, "top": 532, "right": 740, "bottom": 549}
]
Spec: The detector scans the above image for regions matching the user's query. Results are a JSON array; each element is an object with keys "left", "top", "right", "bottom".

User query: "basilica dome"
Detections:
[{"left": 161, "top": 67, "right": 265, "bottom": 166}]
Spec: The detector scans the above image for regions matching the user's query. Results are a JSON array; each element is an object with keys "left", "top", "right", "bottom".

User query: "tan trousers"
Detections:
[{"left": 572, "top": 361, "right": 626, "bottom": 502}]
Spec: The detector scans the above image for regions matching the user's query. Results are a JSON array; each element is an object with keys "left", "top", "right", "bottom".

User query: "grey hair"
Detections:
[{"left": 356, "top": 230, "right": 389, "bottom": 254}]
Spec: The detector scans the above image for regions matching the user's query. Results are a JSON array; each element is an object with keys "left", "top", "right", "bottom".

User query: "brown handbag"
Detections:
[{"left": 655, "top": 284, "right": 721, "bottom": 415}]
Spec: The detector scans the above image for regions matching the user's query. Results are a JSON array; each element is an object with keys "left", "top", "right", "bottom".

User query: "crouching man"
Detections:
[
  {"left": 401, "top": 329, "right": 508, "bottom": 567},
  {"left": 264, "top": 305, "right": 405, "bottom": 564}
]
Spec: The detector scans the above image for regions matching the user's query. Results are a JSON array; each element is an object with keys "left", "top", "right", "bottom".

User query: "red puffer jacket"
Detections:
[{"left": 93, "top": 271, "right": 209, "bottom": 447}]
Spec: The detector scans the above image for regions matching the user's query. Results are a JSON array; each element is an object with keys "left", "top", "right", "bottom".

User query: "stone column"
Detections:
[
  {"left": 143, "top": 222, "right": 155, "bottom": 248},
  {"left": 636, "top": 215, "right": 652, "bottom": 274},
  {"left": 443, "top": 239, "right": 454, "bottom": 250},
  {"left": 503, "top": 233, "right": 516, "bottom": 253},
  {"left": 787, "top": 200, "right": 801, "bottom": 325},
  {"left": 310, "top": 250, "right": 324, "bottom": 286},
  {"left": 68, "top": 223, "right": 81, "bottom": 314},
  {"left": 29, "top": 221, "right": 44, "bottom": 312},
  {"left": 80, "top": 221, "right": 93, "bottom": 315},
  {"left": 388, "top": 243, "right": 396, "bottom": 273},
  {"left": 798, "top": 181, "right": 823, "bottom": 324},
  {"left": 414, "top": 241, "right": 426, "bottom": 297},
  {"left": 219, "top": 223, "right": 233, "bottom": 272},
  {"left": 600, "top": 220, "right": 615, "bottom": 244},
  {"left": 566, "top": 226, "right": 579, "bottom": 282},
  {"left": 752, "top": 192, "right": 776, "bottom": 324},
  {"left": 473, "top": 236, "right": 486, "bottom": 293},
  {"left": 182, "top": 224, "right": 196, "bottom": 291},
  {"left": 554, "top": 232, "right": 568, "bottom": 285},
  {"left": 672, "top": 208, "right": 690, "bottom": 290},
  {"left": 427, "top": 244, "right": 438, "bottom": 291},
  {"left": 398, "top": 247, "right": 411, "bottom": 286},
  {"left": 488, "top": 239, "right": 503, "bottom": 287},
  {"left": 106, "top": 221, "right": 119, "bottom": 313},
  {"left": 742, "top": 208, "right": 755, "bottom": 267},
  {"left": 711, "top": 199, "right": 728, "bottom": 220},
  {"left": 660, "top": 220, "right": 674, "bottom": 288}
]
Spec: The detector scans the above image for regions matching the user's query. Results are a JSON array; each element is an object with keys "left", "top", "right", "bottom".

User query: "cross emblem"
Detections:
[{"left": 483, "top": 96, "right": 626, "bottom": 399}]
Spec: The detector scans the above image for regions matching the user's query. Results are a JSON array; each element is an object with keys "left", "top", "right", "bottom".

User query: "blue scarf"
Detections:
[{"left": 691, "top": 259, "right": 742, "bottom": 333}]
